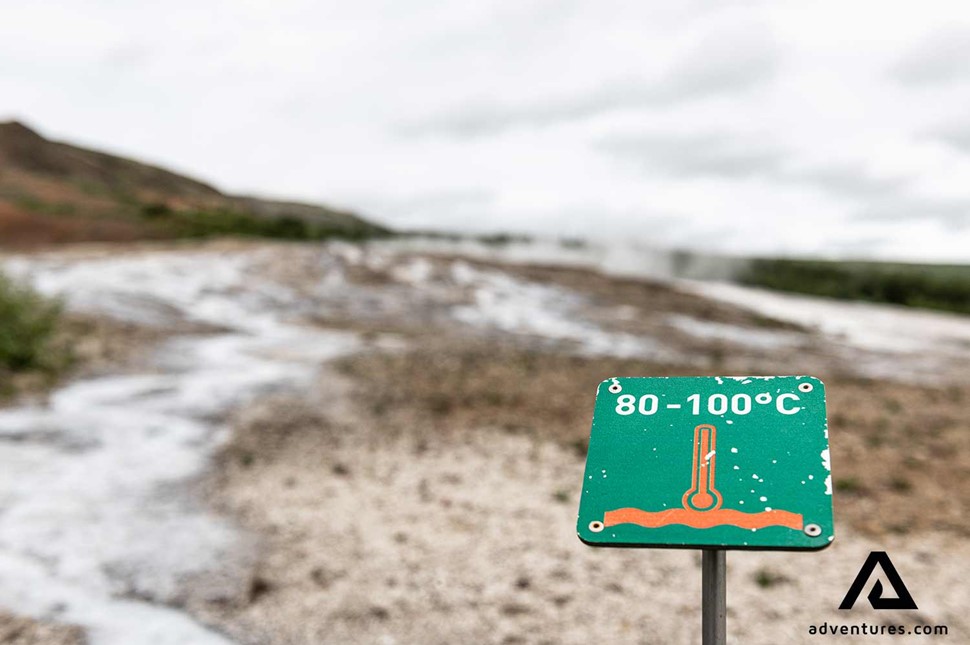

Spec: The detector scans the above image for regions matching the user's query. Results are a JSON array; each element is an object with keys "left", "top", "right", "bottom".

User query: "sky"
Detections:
[{"left": 1, "top": 0, "right": 969, "bottom": 262}]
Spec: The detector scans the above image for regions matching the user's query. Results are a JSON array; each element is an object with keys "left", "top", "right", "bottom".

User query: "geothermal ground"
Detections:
[{"left": 1, "top": 240, "right": 967, "bottom": 644}]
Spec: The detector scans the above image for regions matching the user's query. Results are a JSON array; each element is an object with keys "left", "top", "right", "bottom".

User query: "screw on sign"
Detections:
[{"left": 577, "top": 376, "right": 834, "bottom": 644}]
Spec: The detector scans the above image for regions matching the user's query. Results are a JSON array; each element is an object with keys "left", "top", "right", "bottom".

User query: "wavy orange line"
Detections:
[{"left": 604, "top": 507, "right": 804, "bottom": 530}]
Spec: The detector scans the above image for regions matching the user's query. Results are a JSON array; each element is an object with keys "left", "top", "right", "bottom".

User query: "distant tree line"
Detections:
[{"left": 741, "top": 259, "right": 970, "bottom": 315}]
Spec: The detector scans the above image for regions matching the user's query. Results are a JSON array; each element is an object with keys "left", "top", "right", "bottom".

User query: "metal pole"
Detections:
[{"left": 702, "top": 549, "right": 726, "bottom": 645}]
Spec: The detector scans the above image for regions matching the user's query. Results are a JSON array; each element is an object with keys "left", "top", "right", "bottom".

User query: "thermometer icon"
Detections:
[{"left": 682, "top": 424, "right": 723, "bottom": 512}]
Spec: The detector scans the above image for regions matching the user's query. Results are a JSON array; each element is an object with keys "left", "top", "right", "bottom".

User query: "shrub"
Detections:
[
  {"left": 0, "top": 271, "right": 65, "bottom": 375},
  {"left": 140, "top": 202, "right": 173, "bottom": 218},
  {"left": 138, "top": 206, "right": 389, "bottom": 242}
]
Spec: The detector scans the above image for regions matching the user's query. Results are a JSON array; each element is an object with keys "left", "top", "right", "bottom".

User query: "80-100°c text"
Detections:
[{"left": 614, "top": 392, "right": 807, "bottom": 417}]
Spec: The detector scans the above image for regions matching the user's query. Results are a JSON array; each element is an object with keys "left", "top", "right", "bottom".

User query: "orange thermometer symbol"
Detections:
[{"left": 682, "top": 424, "right": 722, "bottom": 512}]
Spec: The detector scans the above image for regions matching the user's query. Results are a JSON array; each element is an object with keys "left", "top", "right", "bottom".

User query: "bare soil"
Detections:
[
  {"left": 0, "top": 612, "right": 85, "bottom": 645},
  {"left": 337, "top": 342, "right": 970, "bottom": 537},
  {"left": 193, "top": 253, "right": 969, "bottom": 643},
  {"left": 194, "top": 348, "right": 969, "bottom": 644}
]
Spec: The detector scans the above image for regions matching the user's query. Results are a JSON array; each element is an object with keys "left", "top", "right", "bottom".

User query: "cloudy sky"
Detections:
[{"left": 2, "top": 0, "right": 970, "bottom": 261}]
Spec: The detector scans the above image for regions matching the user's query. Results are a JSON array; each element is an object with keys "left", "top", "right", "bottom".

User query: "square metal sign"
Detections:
[{"left": 577, "top": 376, "right": 834, "bottom": 550}]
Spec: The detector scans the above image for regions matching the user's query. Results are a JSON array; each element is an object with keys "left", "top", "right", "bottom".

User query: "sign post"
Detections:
[
  {"left": 702, "top": 549, "right": 726, "bottom": 645},
  {"left": 577, "top": 376, "right": 834, "bottom": 641}
]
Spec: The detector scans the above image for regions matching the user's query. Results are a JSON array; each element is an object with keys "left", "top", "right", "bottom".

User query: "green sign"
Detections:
[{"left": 577, "top": 376, "right": 833, "bottom": 550}]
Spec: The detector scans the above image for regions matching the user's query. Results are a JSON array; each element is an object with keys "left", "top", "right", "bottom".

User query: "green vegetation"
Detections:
[
  {"left": 13, "top": 194, "right": 76, "bottom": 216},
  {"left": 139, "top": 203, "right": 390, "bottom": 242},
  {"left": 753, "top": 568, "right": 790, "bottom": 588},
  {"left": 0, "top": 272, "right": 69, "bottom": 383},
  {"left": 834, "top": 477, "right": 862, "bottom": 493},
  {"left": 552, "top": 489, "right": 571, "bottom": 504},
  {"left": 740, "top": 258, "right": 970, "bottom": 315},
  {"left": 475, "top": 232, "right": 533, "bottom": 246},
  {"left": 889, "top": 476, "right": 912, "bottom": 492},
  {"left": 397, "top": 229, "right": 534, "bottom": 245}
]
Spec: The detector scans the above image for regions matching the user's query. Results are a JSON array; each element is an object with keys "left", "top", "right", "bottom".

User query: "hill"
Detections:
[{"left": 0, "top": 120, "right": 389, "bottom": 247}]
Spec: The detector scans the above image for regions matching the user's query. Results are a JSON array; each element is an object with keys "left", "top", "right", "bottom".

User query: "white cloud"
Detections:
[
  {"left": 893, "top": 27, "right": 970, "bottom": 86},
  {"left": 1, "top": 0, "right": 969, "bottom": 261}
]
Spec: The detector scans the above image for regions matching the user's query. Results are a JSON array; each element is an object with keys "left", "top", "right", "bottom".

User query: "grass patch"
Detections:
[
  {"left": 834, "top": 477, "right": 863, "bottom": 494},
  {"left": 552, "top": 489, "right": 571, "bottom": 504},
  {"left": 13, "top": 194, "right": 76, "bottom": 216},
  {"left": 0, "top": 271, "right": 71, "bottom": 393},
  {"left": 140, "top": 203, "right": 390, "bottom": 242},
  {"left": 889, "top": 476, "right": 912, "bottom": 492},
  {"left": 753, "top": 568, "right": 790, "bottom": 588},
  {"left": 740, "top": 258, "right": 970, "bottom": 315}
]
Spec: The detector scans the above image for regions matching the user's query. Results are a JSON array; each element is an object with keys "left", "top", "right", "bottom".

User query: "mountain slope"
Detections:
[{"left": 0, "top": 120, "right": 388, "bottom": 247}]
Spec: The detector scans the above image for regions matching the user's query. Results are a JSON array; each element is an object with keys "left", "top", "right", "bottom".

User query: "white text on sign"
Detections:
[{"left": 614, "top": 393, "right": 803, "bottom": 417}]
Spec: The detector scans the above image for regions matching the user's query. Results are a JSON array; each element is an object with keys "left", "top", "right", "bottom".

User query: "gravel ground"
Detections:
[
  {"left": 198, "top": 369, "right": 968, "bottom": 644},
  {"left": 2, "top": 240, "right": 967, "bottom": 644}
]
